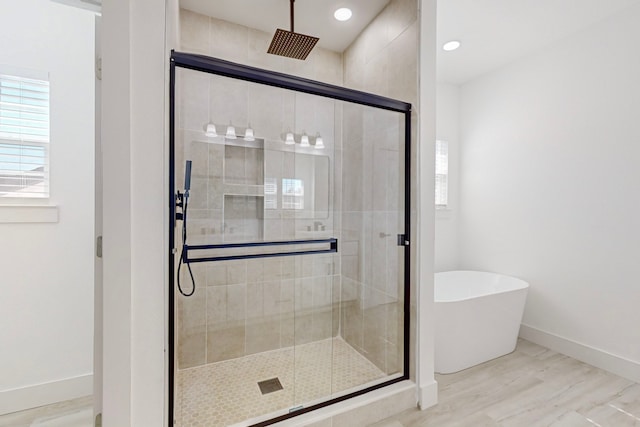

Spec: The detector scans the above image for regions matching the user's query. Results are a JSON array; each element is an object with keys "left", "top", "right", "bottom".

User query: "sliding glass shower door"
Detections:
[{"left": 169, "top": 51, "right": 410, "bottom": 427}]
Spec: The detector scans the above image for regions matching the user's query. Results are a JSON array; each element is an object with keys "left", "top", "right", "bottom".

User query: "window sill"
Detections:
[{"left": 0, "top": 205, "right": 59, "bottom": 223}]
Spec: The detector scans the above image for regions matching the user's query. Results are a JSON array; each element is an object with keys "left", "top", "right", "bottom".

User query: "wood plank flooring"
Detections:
[
  {"left": 1, "top": 339, "right": 637, "bottom": 426},
  {"left": 372, "top": 339, "right": 640, "bottom": 427},
  {"left": 0, "top": 396, "right": 92, "bottom": 427}
]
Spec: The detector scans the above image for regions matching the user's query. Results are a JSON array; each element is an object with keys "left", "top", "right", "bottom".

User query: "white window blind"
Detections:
[
  {"left": 0, "top": 71, "right": 50, "bottom": 198},
  {"left": 282, "top": 178, "right": 304, "bottom": 210},
  {"left": 435, "top": 140, "right": 448, "bottom": 207}
]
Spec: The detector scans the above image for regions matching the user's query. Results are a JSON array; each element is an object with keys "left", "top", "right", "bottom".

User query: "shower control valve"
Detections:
[{"left": 175, "top": 191, "right": 186, "bottom": 221}]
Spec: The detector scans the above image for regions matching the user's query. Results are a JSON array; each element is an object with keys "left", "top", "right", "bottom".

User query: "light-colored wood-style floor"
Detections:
[
  {"left": 1, "top": 339, "right": 638, "bottom": 427},
  {"left": 0, "top": 396, "right": 92, "bottom": 427},
  {"left": 372, "top": 339, "right": 640, "bottom": 427}
]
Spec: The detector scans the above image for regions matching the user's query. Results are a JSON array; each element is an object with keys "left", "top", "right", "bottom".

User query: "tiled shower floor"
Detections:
[{"left": 175, "top": 337, "right": 387, "bottom": 427}]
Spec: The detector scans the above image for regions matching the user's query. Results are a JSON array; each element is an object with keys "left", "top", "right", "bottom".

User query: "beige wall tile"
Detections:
[
  {"left": 246, "top": 319, "right": 280, "bottom": 354},
  {"left": 247, "top": 28, "right": 284, "bottom": 72},
  {"left": 210, "top": 76, "right": 248, "bottom": 127},
  {"left": 210, "top": 17, "right": 248, "bottom": 63},
  {"left": 388, "top": 22, "right": 418, "bottom": 107},
  {"left": 387, "top": 0, "right": 418, "bottom": 44},
  {"left": 206, "top": 263, "right": 227, "bottom": 286},
  {"left": 178, "top": 328, "right": 206, "bottom": 369},
  {"left": 206, "top": 285, "right": 226, "bottom": 326},
  {"left": 248, "top": 84, "right": 284, "bottom": 142},
  {"left": 294, "top": 313, "right": 314, "bottom": 345},
  {"left": 246, "top": 259, "right": 264, "bottom": 283},
  {"left": 180, "top": 9, "right": 210, "bottom": 55},
  {"left": 246, "top": 282, "right": 264, "bottom": 319},
  {"left": 179, "top": 69, "right": 209, "bottom": 133},
  {"left": 313, "top": 48, "right": 343, "bottom": 86},
  {"left": 263, "top": 280, "right": 281, "bottom": 317},
  {"left": 207, "top": 324, "right": 245, "bottom": 363},
  {"left": 226, "top": 283, "right": 246, "bottom": 322},
  {"left": 177, "top": 287, "right": 206, "bottom": 332}
]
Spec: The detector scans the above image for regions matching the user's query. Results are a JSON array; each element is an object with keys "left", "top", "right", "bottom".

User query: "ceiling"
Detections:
[
  {"left": 438, "top": 0, "right": 640, "bottom": 84},
  {"left": 181, "top": 0, "right": 640, "bottom": 85},
  {"left": 180, "top": 0, "right": 390, "bottom": 53}
]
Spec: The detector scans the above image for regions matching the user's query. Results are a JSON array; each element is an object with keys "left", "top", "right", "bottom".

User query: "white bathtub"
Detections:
[{"left": 435, "top": 271, "right": 529, "bottom": 374}]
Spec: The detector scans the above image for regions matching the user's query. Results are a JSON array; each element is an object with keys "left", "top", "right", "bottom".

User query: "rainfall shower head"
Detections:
[{"left": 267, "top": 0, "right": 319, "bottom": 60}]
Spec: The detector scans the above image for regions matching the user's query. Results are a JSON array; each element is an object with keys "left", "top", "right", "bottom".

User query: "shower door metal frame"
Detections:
[{"left": 168, "top": 50, "right": 412, "bottom": 427}]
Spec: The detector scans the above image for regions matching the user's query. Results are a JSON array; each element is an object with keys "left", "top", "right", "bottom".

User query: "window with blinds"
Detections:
[
  {"left": 0, "top": 71, "right": 50, "bottom": 199},
  {"left": 435, "top": 140, "right": 448, "bottom": 208}
]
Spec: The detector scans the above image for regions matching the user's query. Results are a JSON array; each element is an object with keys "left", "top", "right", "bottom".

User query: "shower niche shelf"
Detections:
[{"left": 224, "top": 144, "right": 264, "bottom": 186}]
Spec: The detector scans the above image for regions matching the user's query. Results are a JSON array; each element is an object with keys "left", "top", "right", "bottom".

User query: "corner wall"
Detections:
[
  {"left": 344, "top": 0, "right": 438, "bottom": 409},
  {"left": 458, "top": 3, "right": 640, "bottom": 381},
  {"left": 0, "top": 0, "right": 95, "bottom": 414}
]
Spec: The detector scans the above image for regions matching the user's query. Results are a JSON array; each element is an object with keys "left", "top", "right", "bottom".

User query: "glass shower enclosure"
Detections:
[{"left": 169, "top": 51, "right": 411, "bottom": 427}]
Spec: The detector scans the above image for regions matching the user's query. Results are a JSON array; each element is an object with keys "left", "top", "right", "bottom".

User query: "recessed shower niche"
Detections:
[{"left": 170, "top": 51, "right": 411, "bottom": 427}]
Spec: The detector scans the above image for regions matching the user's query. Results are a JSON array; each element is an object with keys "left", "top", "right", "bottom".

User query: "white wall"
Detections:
[
  {"left": 418, "top": 0, "right": 439, "bottom": 408},
  {"left": 435, "top": 83, "right": 460, "bottom": 272},
  {"left": 0, "top": 0, "right": 95, "bottom": 414},
  {"left": 101, "top": 0, "right": 168, "bottom": 425},
  {"left": 458, "top": 3, "right": 640, "bottom": 379}
]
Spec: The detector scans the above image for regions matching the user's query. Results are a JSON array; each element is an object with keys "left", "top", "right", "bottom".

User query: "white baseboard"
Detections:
[
  {"left": 519, "top": 324, "right": 640, "bottom": 384},
  {"left": 0, "top": 374, "right": 93, "bottom": 415},
  {"left": 418, "top": 379, "right": 438, "bottom": 410}
]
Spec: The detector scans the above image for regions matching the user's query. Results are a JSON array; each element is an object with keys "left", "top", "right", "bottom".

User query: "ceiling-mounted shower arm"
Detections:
[{"left": 267, "top": 0, "right": 319, "bottom": 60}]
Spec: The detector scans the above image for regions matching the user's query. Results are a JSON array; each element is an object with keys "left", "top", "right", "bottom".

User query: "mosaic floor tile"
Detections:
[{"left": 175, "top": 337, "right": 386, "bottom": 426}]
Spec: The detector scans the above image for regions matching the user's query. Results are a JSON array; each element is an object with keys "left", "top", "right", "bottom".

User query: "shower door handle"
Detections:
[{"left": 183, "top": 238, "right": 338, "bottom": 264}]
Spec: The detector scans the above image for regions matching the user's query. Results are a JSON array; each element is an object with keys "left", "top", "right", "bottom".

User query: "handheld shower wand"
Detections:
[{"left": 177, "top": 160, "right": 195, "bottom": 296}]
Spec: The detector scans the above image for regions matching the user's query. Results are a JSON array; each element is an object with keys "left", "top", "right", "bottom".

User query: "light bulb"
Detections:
[
  {"left": 442, "top": 40, "right": 461, "bottom": 52},
  {"left": 244, "top": 126, "right": 255, "bottom": 141},
  {"left": 314, "top": 135, "right": 325, "bottom": 149},
  {"left": 285, "top": 132, "right": 295, "bottom": 145},
  {"left": 334, "top": 8, "right": 352, "bottom": 21},
  {"left": 205, "top": 123, "right": 217, "bottom": 137},
  {"left": 300, "top": 133, "right": 310, "bottom": 147},
  {"left": 226, "top": 124, "right": 237, "bottom": 139}
]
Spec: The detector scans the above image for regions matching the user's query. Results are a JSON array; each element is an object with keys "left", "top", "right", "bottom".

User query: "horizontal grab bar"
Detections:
[{"left": 184, "top": 238, "right": 338, "bottom": 263}]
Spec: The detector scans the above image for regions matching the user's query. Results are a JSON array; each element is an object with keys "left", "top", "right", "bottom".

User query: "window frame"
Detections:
[
  {"left": 435, "top": 139, "right": 449, "bottom": 209},
  {"left": 0, "top": 66, "right": 50, "bottom": 201}
]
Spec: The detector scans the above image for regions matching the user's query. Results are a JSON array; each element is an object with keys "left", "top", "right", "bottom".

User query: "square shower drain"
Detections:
[{"left": 257, "top": 378, "right": 284, "bottom": 395}]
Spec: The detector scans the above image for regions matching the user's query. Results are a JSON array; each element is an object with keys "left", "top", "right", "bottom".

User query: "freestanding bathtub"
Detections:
[{"left": 435, "top": 271, "right": 529, "bottom": 374}]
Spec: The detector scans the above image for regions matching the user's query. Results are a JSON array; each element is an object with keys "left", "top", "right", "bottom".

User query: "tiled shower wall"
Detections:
[
  {"left": 341, "top": 0, "right": 419, "bottom": 376},
  {"left": 176, "top": 11, "right": 343, "bottom": 369},
  {"left": 176, "top": 75, "right": 342, "bottom": 368},
  {"left": 176, "top": 1, "right": 417, "bottom": 377}
]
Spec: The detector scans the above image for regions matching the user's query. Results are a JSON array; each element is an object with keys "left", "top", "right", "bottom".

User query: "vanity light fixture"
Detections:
[
  {"left": 442, "top": 40, "right": 461, "bottom": 51},
  {"left": 205, "top": 123, "right": 218, "bottom": 137},
  {"left": 300, "top": 133, "right": 310, "bottom": 147},
  {"left": 244, "top": 125, "right": 255, "bottom": 141},
  {"left": 285, "top": 131, "right": 296, "bottom": 145},
  {"left": 225, "top": 123, "right": 237, "bottom": 139},
  {"left": 314, "top": 134, "right": 325, "bottom": 149},
  {"left": 334, "top": 7, "right": 352, "bottom": 21}
]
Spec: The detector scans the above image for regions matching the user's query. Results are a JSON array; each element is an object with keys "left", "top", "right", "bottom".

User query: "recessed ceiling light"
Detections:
[
  {"left": 334, "top": 8, "right": 353, "bottom": 21},
  {"left": 442, "top": 40, "right": 461, "bottom": 52}
]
